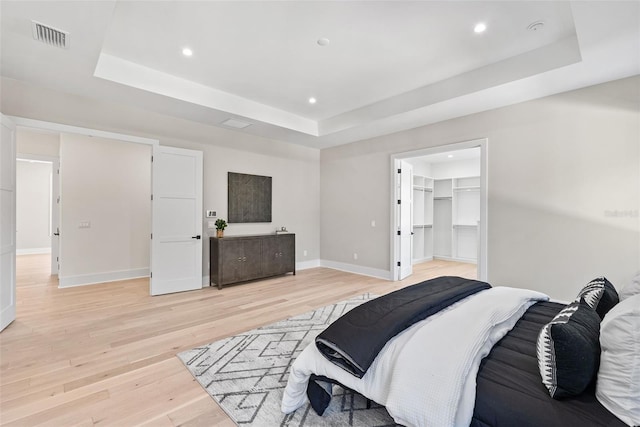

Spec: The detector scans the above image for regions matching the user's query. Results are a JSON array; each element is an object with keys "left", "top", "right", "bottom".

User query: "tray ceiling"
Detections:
[{"left": 1, "top": 1, "right": 638, "bottom": 149}]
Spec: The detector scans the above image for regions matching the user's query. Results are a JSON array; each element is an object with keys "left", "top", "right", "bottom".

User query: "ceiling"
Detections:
[
  {"left": 1, "top": 1, "right": 639, "bottom": 149},
  {"left": 407, "top": 147, "right": 481, "bottom": 166}
]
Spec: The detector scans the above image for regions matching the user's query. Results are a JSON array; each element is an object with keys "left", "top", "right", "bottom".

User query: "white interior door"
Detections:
[
  {"left": 1, "top": 114, "right": 17, "bottom": 331},
  {"left": 150, "top": 145, "right": 203, "bottom": 296},
  {"left": 398, "top": 160, "right": 413, "bottom": 280}
]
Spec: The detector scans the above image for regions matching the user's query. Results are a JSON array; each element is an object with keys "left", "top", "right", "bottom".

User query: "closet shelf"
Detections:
[
  {"left": 413, "top": 174, "right": 480, "bottom": 265},
  {"left": 413, "top": 186, "right": 433, "bottom": 192}
]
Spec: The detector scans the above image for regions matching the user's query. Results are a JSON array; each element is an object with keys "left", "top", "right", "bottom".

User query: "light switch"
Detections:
[
  {"left": 79, "top": 221, "right": 91, "bottom": 228},
  {"left": 206, "top": 210, "right": 217, "bottom": 218}
]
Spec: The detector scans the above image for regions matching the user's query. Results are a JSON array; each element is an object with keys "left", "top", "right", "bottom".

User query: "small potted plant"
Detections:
[{"left": 215, "top": 219, "right": 227, "bottom": 238}]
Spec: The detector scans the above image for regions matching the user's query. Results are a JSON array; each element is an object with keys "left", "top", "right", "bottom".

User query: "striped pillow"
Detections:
[{"left": 577, "top": 277, "right": 619, "bottom": 319}]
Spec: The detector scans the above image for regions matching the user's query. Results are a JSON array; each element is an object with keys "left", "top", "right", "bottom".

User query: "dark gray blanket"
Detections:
[{"left": 315, "top": 276, "right": 491, "bottom": 378}]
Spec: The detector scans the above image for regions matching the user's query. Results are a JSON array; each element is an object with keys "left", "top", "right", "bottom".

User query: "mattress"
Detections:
[{"left": 471, "top": 301, "right": 626, "bottom": 427}]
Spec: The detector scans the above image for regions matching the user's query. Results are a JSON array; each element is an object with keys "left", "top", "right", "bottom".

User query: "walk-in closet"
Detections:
[{"left": 406, "top": 147, "right": 481, "bottom": 265}]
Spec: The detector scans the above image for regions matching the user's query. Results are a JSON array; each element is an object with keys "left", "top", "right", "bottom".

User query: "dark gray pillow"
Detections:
[
  {"left": 577, "top": 277, "right": 619, "bottom": 319},
  {"left": 536, "top": 300, "right": 601, "bottom": 399}
]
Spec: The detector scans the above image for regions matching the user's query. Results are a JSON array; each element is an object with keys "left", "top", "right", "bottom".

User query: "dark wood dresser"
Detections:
[{"left": 209, "top": 234, "right": 295, "bottom": 289}]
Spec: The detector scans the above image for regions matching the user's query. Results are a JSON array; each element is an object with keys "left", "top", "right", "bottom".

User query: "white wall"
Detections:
[
  {"left": 408, "top": 159, "right": 432, "bottom": 177},
  {"left": 321, "top": 76, "right": 640, "bottom": 301},
  {"left": 154, "top": 136, "right": 320, "bottom": 276},
  {"left": 16, "top": 160, "right": 51, "bottom": 253},
  {"left": 430, "top": 158, "right": 479, "bottom": 179},
  {"left": 16, "top": 128, "right": 60, "bottom": 157},
  {"left": 59, "top": 133, "right": 151, "bottom": 286},
  {"left": 406, "top": 155, "right": 480, "bottom": 179}
]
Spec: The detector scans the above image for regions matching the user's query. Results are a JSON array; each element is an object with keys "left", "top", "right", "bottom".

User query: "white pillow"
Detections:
[
  {"left": 596, "top": 293, "right": 640, "bottom": 426},
  {"left": 619, "top": 272, "right": 640, "bottom": 301}
]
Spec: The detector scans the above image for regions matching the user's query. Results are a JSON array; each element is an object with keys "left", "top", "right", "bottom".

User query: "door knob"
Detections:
[{"left": 191, "top": 235, "right": 201, "bottom": 239}]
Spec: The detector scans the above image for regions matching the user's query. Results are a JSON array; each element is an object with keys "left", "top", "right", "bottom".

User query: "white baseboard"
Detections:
[
  {"left": 59, "top": 268, "right": 149, "bottom": 288},
  {"left": 413, "top": 256, "right": 433, "bottom": 264},
  {"left": 320, "top": 260, "right": 393, "bottom": 280},
  {"left": 296, "top": 259, "right": 321, "bottom": 271},
  {"left": 434, "top": 255, "right": 477, "bottom": 264},
  {"left": 17, "top": 247, "right": 51, "bottom": 255},
  {"left": 201, "top": 258, "right": 387, "bottom": 286}
]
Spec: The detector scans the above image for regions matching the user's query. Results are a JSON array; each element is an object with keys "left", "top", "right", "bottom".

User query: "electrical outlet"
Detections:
[
  {"left": 79, "top": 221, "right": 91, "bottom": 228},
  {"left": 371, "top": 220, "right": 376, "bottom": 227},
  {"left": 303, "top": 250, "right": 308, "bottom": 256},
  {"left": 353, "top": 253, "right": 358, "bottom": 260}
]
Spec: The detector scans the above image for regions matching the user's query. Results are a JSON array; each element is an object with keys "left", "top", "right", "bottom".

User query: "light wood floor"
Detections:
[{"left": 1, "top": 255, "right": 475, "bottom": 426}]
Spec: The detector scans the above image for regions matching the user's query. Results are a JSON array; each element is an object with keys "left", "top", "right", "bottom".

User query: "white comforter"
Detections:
[{"left": 282, "top": 286, "right": 548, "bottom": 427}]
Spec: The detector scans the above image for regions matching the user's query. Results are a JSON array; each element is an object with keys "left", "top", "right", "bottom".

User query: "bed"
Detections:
[
  {"left": 281, "top": 276, "right": 638, "bottom": 427},
  {"left": 471, "top": 301, "right": 624, "bottom": 427}
]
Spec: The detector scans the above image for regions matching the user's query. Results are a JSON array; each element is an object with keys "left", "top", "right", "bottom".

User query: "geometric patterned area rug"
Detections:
[{"left": 177, "top": 293, "right": 399, "bottom": 426}]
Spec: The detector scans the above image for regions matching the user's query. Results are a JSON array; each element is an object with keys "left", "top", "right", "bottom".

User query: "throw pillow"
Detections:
[
  {"left": 537, "top": 300, "right": 601, "bottom": 399},
  {"left": 619, "top": 272, "right": 640, "bottom": 301},
  {"left": 596, "top": 293, "right": 640, "bottom": 427},
  {"left": 576, "top": 277, "right": 619, "bottom": 319}
]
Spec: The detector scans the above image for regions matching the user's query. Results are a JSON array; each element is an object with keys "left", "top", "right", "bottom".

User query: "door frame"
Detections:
[
  {"left": 9, "top": 116, "right": 160, "bottom": 291},
  {"left": 390, "top": 138, "right": 488, "bottom": 281}
]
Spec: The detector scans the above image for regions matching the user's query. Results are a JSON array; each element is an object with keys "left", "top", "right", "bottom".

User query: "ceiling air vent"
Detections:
[
  {"left": 31, "top": 20, "right": 69, "bottom": 49},
  {"left": 221, "top": 119, "right": 252, "bottom": 129}
]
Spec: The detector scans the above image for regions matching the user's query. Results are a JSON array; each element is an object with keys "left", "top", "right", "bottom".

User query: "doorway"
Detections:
[
  {"left": 57, "top": 132, "right": 152, "bottom": 287},
  {"left": 16, "top": 154, "right": 59, "bottom": 276},
  {"left": 13, "top": 121, "right": 157, "bottom": 291},
  {"left": 391, "top": 139, "right": 488, "bottom": 281},
  {"left": 11, "top": 117, "right": 203, "bottom": 298}
]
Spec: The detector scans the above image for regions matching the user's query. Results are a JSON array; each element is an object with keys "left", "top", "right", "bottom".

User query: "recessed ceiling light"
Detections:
[
  {"left": 308, "top": 97, "right": 317, "bottom": 104},
  {"left": 447, "top": 154, "right": 454, "bottom": 158},
  {"left": 317, "top": 38, "right": 330, "bottom": 46},
  {"left": 182, "top": 47, "right": 193, "bottom": 57},
  {"left": 474, "top": 23, "right": 487, "bottom": 34}
]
